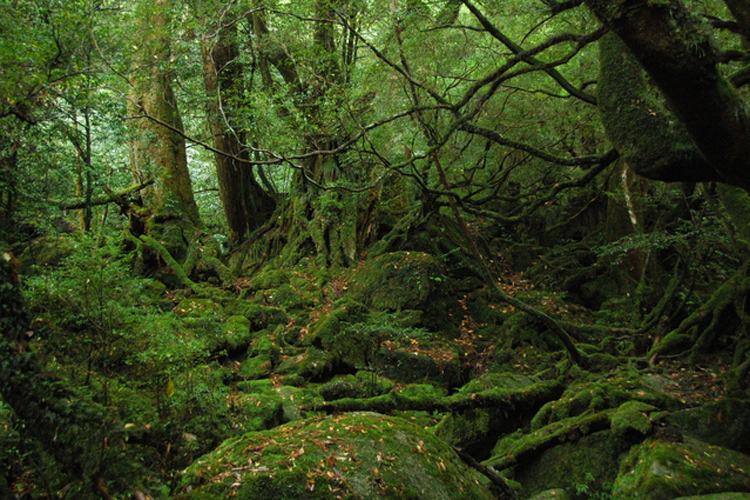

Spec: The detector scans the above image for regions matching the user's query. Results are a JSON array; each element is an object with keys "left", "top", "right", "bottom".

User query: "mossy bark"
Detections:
[
  {"left": 200, "top": 22, "right": 276, "bottom": 248},
  {"left": 127, "top": 0, "right": 201, "bottom": 225},
  {"left": 587, "top": 0, "right": 750, "bottom": 190}
]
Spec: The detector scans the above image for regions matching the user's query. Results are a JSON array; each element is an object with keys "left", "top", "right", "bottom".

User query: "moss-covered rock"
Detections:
[
  {"left": 225, "top": 302, "right": 290, "bottom": 331},
  {"left": 240, "top": 354, "right": 273, "bottom": 380},
  {"left": 222, "top": 315, "right": 253, "bottom": 350},
  {"left": 346, "top": 251, "right": 456, "bottom": 332},
  {"left": 613, "top": 438, "right": 750, "bottom": 500},
  {"left": 275, "top": 347, "right": 335, "bottom": 381},
  {"left": 176, "top": 412, "right": 494, "bottom": 500},
  {"left": 529, "top": 489, "right": 572, "bottom": 500},
  {"left": 375, "top": 348, "right": 461, "bottom": 389},
  {"left": 249, "top": 335, "right": 281, "bottom": 363},
  {"left": 17, "top": 235, "right": 74, "bottom": 269},
  {"left": 674, "top": 494, "right": 750, "bottom": 500},
  {"left": 436, "top": 373, "right": 542, "bottom": 458},
  {"left": 317, "top": 372, "right": 394, "bottom": 401},
  {"left": 611, "top": 400, "right": 657, "bottom": 439},
  {"left": 174, "top": 298, "right": 221, "bottom": 318},
  {"left": 515, "top": 430, "right": 622, "bottom": 499},
  {"left": 0, "top": 398, "right": 19, "bottom": 481},
  {"left": 667, "top": 399, "right": 750, "bottom": 453},
  {"left": 486, "top": 411, "right": 615, "bottom": 472},
  {"left": 275, "top": 385, "right": 325, "bottom": 422},
  {"left": 231, "top": 391, "right": 284, "bottom": 433},
  {"left": 307, "top": 299, "right": 370, "bottom": 366}
]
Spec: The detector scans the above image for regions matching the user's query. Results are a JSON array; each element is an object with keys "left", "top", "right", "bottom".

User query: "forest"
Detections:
[{"left": 2, "top": 0, "right": 750, "bottom": 498}]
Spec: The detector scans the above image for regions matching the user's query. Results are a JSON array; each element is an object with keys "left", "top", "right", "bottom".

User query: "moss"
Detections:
[
  {"left": 275, "top": 385, "right": 324, "bottom": 422},
  {"left": 459, "top": 372, "right": 538, "bottom": 393},
  {"left": 346, "top": 251, "right": 456, "bottom": 332},
  {"left": 718, "top": 184, "right": 750, "bottom": 244},
  {"left": 375, "top": 348, "right": 461, "bottom": 389},
  {"left": 177, "top": 412, "right": 494, "bottom": 500},
  {"left": 0, "top": 398, "right": 19, "bottom": 478},
  {"left": 231, "top": 391, "right": 284, "bottom": 432},
  {"left": 249, "top": 335, "right": 281, "bottom": 364},
  {"left": 240, "top": 354, "right": 273, "bottom": 379},
  {"left": 317, "top": 373, "right": 393, "bottom": 401},
  {"left": 17, "top": 235, "right": 74, "bottom": 269},
  {"left": 174, "top": 298, "right": 221, "bottom": 318},
  {"left": 515, "top": 430, "right": 622, "bottom": 498},
  {"left": 611, "top": 401, "right": 657, "bottom": 439},
  {"left": 487, "top": 410, "right": 615, "bottom": 472},
  {"left": 226, "top": 303, "right": 290, "bottom": 331},
  {"left": 275, "top": 347, "right": 335, "bottom": 381},
  {"left": 249, "top": 268, "right": 292, "bottom": 290},
  {"left": 648, "top": 332, "right": 693, "bottom": 358},
  {"left": 222, "top": 315, "right": 253, "bottom": 350},
  {"left": 613, "top": 438, "right": 750, "bottom": 499},
  {"left": 531, "top": 370, "right": 680, "bottom": 430},
  {"left": 667, "top": 399, "right": 750, "bottom": 454}
]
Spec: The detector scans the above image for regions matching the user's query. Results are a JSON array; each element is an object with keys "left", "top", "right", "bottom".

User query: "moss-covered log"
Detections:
[{"left": 305, "top": 378, "right": 565, "bottom": 415}]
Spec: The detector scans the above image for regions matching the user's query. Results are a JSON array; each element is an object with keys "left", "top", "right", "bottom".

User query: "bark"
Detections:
[
  {"left": 200, "top": 22, "right": 276, "bottom": 247},
  {"left": 585, "top": 0, "right": 750, "bottom": 190},
  {"left": 597, "top": 33, "right": 713, "bottom": 183},
  {"left": 128, "top": 0, "right": 201, "bottom": 225}
]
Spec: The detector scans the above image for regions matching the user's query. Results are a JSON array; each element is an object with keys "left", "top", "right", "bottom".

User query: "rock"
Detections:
[
  {"left": 513, "top": 430, "right": 622, "bottom": 498},
  {"left": 176, "top": 412, "right": 494, "bottom": 500},
  {"left": 613, "top": 438, "right": 750, "bottom": 500},
  {"left": 375, "top": 347, "right": 461, "bottom": 389},
  {"left": 222, "top": 315, "right": 253, "bottom": 350},
  {"left": 346, "top": 251, "right": 456, "bottom": 332},
  {"left": 668, "top": 399, "right": 750, "bottom": 453},
  {"left": 673, "top": 494, "right": 750, "bottom": 500},
  {"left": 232, "top": 384, "right": 284, "bottom": 432},
  {"left": 435, "top": 373, "right": 541, "bottom": 459},
  {"left": 240, "top": 354, "right": 273, "bottom": 380},
  {"left": 530, "top": 371, "right": 681, "bottom": 430},
  {"left": 317, "top": 372, "right": 394, "bottom": 401},
  {"left": 17, "top": 235, "right": 74, "bottom": 269},
  {"left": 528, "top": 489, "right": 572, "bottom": 500},
  {"left": 225, "top": 302, "right": 290, "bottom": 331},
  {"left": 610, "top": 400, "right": 657, "bottom": 439},
  {"left": 174, "top": 298, "right": 221, "bottom": 318},
  {"left": 275, "top": 347, "right": 334, "bottom": 381}
]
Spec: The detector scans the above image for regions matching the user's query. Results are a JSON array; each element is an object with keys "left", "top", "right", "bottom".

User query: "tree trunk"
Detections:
[
  {"left": 128, "top": 0, "right": 200, "bottom": 226},
  {"left": 586, "top": 0, "right": 750, "bottom": 190},
  {"left": 200, "top": 22, "right": 275, "bottom": 247}
]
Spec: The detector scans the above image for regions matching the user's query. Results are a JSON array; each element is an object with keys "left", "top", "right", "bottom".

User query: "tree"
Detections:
[
  {"left": 127, "top": 0, "right": 201, "bottom": 227},
  {"left": 198, "top": 5, "right": 276, "bottom": 247},
  {"left": 585, "top": 0, "right": 750, "bottom": 190}
]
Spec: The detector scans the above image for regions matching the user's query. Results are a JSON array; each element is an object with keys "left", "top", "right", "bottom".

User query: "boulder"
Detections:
[
  {"left": 613, "top": 438, "right": 750, "bottom": 500},
  {"left": 668, "top": 399, "right": 750, "bottom": 454},
  {"left": 176, "top": 412, "right": 494, "bottom": 500}
]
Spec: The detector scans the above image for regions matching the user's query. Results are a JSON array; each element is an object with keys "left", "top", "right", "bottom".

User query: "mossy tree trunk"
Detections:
[
  {"left": 200, "top": 20, "right": 276, "bottom": 248},
  {"left": 127, "top": 0, "right": 201, "bottom": 227},
  {"left": 587, "top": 0, "right": 750, "bottom": 190},
  {"left": 248, "top": 0, "right": 383, "bottom": 269}
]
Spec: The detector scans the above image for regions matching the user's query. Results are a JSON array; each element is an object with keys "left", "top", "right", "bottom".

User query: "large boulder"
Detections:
[
  {"left": 176, "top": 412, "right": 494, "bottom": 500},
  {"left": 613, "top": 438, "right": 750, "bottom": 500},
  {"left": 346, "top": 251, "right": 456, "bottom": 332},
  {"left": 668, "top": 399, "right": 750, "bottom": 454}
]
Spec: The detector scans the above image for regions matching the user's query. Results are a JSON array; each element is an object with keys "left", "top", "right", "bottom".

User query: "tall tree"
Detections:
[
  {"left": 128, "top": 0, "right": 201, "bottom": 226},
  {"left": 199, "top": 11, "right": 276, "bottom": 247}
]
